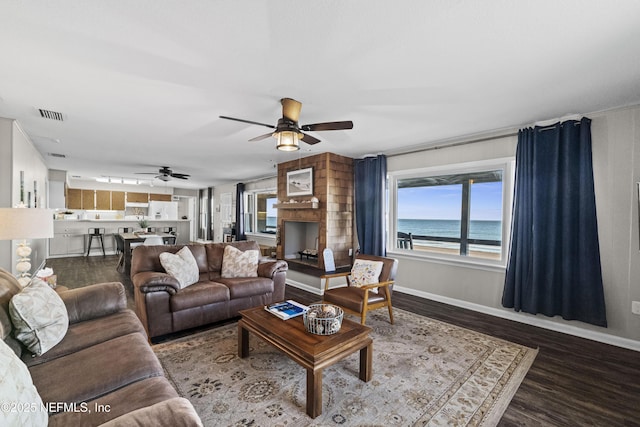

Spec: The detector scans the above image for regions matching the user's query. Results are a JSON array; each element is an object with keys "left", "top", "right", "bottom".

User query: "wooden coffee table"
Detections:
[{"left": 238, "top": 305, "right": 373, "bottom": 418}]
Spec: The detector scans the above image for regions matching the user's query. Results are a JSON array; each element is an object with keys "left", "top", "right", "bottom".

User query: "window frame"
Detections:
[
  {"left": 244, "top": 189, "right": 278, "bottom": 237},
  {"left": 387, "top": 157, "right": 515, "bottom": 269}
]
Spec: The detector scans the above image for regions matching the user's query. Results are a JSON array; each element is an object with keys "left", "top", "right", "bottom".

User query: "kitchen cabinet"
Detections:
[
  {"left": 149, "top": 193, "right": 172, "bottom": 201},
  {"left": 96, "top": 190, "right": 111, "bottom": 210},
  {"left": 127, "top": 192, "right": 149, "bottom": 203},
  {"left": 112, "top": 191, "right": 125, "bottom": 210},
  {"left": 66, "top": 188, "right": 82, "bottom": 209},
  {"left": 50, "top": 226, "right": 86, "bottom": 256},
  {"left": 82, "top": 190, "right": 96, "bottom": 210}
]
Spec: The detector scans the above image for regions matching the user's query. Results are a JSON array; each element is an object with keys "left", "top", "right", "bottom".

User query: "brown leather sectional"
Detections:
[
  {"left": 131, "top": 241, "right": 288, "bottom": 339},
  {"left": 0, "top": 268, "right": 203, "bottom": 426}
]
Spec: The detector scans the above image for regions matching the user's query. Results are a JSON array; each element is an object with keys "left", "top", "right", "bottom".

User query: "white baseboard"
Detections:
[
  {"left": 394, "top": 285, "right": 640, "bottom": 352},
  {"left": 286, "top": 279, "right": 323, "bottom": 296}
]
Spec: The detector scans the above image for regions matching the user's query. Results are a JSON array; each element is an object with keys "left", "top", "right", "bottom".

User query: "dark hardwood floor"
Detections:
[{"left": 46, "top": 255, "right": 640, "bottom": 426}]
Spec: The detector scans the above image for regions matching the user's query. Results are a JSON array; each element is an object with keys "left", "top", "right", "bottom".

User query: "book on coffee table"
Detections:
[{"left": 265, "top": 300, "right": 309, "bottom": 320}]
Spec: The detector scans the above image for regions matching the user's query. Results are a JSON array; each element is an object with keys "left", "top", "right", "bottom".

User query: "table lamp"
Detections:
[{"left": 0, "top": 206, "right": 54, "bottom": 286}]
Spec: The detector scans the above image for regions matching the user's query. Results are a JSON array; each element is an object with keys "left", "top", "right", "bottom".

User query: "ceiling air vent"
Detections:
[
  {"left": 48, "top": 152, "right": 66, "bottom": 158},
  {"left": 38, "top": 109, "right": 64, "bottom": 121}
]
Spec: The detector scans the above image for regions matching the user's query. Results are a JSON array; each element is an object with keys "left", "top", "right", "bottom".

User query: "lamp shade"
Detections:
[
  {"left": 275, "top": 131, "right": 301, "bottom": 151},
  {"left": 0, "top": 208, "right": 54, "bottom": 240}
]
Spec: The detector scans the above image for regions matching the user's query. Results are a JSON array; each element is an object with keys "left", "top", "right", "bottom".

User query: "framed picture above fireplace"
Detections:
[{"left": 287, "top": 167, "right": 313, "bottom": 196}]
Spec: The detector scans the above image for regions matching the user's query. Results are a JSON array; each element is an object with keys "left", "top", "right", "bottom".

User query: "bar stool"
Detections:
[{"left": 86, "top": 228, "right": 106, "bottom": 257}]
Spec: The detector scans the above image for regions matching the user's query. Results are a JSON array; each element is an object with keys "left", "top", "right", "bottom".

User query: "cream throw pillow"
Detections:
[
  {"left": 0, "top": 339, "right": 48, "bottom": 426},
  {"left": 159, "top": 246, "right": 200, "bottom": 289},
  {"left": 221, "top": 245, "right": 259, "bottom": 278},
  {"left": 9, "top": 277, "right": 69, "bottom": 356},
  {"left": 350, "top": 259, "right": 384, "bottom": 288}
]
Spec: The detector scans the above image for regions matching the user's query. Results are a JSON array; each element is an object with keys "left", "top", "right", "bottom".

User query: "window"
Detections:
[
  {"left": 389, "top": 159, "right": 514, "bottom": 265},
  {"left": 245, "top": 191, "right": 277, "bottom": 235}
]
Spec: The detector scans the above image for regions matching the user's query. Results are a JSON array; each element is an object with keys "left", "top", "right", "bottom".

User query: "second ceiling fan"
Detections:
[{"left": 219, "top": 98, "right": 353, "bottom": 151}]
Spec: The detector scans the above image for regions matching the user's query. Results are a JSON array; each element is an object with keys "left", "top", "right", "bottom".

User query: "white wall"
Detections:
[
  {"left": 0, "top": 118, "right": 13, "bottom": 270},
  {"left": 0, "top": 119, "right": 49, "bottom": 273},
  {"left": 387, "top": 105, "right": 640, "bottom": 348}
]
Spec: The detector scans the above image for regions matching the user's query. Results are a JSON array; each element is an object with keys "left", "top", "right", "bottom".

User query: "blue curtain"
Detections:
[
  {"left": 235, "top": 183, "right": 246, "bottom": 241},
  {"left": 354, "top": 155, "right": 387, "bottom": 256},
  {"left": 502, "top": 118, "right": 607, "bottom": 327}
]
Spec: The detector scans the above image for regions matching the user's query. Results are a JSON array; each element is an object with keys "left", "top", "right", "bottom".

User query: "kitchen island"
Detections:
[{"left": 49, "top": 219, "right": 191, "bottom": 257}]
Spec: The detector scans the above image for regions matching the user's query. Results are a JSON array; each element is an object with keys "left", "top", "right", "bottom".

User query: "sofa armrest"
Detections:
[
  {"left": 132, "top": 271, "right": 180, "bottom": 295},
  {"left": 60, "top": 282, "right": 127, "bottom": 324},
  {"left": 98, "top": 397, "right": 203, "bottom": 427},
  {"left": 257, "top": 260, "right": 288, "bottom": 279}
]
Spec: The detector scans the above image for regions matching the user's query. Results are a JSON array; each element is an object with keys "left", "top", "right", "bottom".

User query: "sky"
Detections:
[{"left": 397, "top": 181, "right": 503, "bottom": 221}]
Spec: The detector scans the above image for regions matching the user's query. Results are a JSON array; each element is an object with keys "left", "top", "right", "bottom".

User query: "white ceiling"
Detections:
[{"left": 1, "top": 1, "right": 639, "bottom": 189}]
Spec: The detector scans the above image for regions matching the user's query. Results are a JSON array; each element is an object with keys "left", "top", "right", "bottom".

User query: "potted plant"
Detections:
[{"left": 138, "top": 219, "right": 149, "bottom": 232}]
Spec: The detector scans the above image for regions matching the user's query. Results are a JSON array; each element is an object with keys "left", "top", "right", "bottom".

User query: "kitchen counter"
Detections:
[
  {"left": 50, "top": 219, "right": 191, "bottom": 258},
  {"left": 55, "top": 219, "right": 191, "bottom": 222}
]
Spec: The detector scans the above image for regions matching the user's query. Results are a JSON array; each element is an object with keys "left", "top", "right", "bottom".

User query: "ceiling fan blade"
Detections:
[
  {"left": 134, "top": 172, "right": 158, "bottom": 175},
  {"left": 249, "top": 132, "right": 274, "bottom": 142},
  {"left": 281, "top": 98, "right": 302, "bottom": 122},
  {"left": 219, "top": 116, "right": 275, "bottom": 129},
  {"left": 301, "top": 132, "right": 321, "bottom": 145},
  {"left": 301, "top": 121, "right": 353, "bottom": 132},
  {"left": 170, "top": 173, "right": 190, "bottom": 179}
]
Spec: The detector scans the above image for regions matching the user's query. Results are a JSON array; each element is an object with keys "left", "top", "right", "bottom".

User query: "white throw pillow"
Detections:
[
  {"left": 350, "top": 259, "right": 384, "bottom": 288},
  {"left": 0, "top": 339, "right": 48, "bottom": 426},
  {"left": 9, "top": 278, "right": 69, "bottom": 356},
  {"left": 221, "top": 245, "right": 259, "bottom": 278},
  {"left": 159, "top": 246, "right": 200, "bottom": 289}
]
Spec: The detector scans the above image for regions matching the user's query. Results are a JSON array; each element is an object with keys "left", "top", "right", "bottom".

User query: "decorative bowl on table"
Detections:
[{"left": 303, "top": 304, "right": 344, "bottom": 335}]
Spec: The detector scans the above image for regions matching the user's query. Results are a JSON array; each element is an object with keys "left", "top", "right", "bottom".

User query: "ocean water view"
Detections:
[
  {"left": 266, "top": 217, "right": 502, "bottom": 254},
  {"left": 398, "top": 219, "right": 502, "bottom": 241},
  {"left": 397, "top": 218, "right": 502, "bottom": 254}
]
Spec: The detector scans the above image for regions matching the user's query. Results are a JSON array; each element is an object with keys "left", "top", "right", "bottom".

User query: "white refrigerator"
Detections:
[{"left": 148, "top": 201, "right": 178, "bottom": 220}]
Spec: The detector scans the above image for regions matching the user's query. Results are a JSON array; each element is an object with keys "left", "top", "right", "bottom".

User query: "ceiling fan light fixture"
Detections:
[{"left": 275, "top": 131, "right": 301, "bottom": 151}]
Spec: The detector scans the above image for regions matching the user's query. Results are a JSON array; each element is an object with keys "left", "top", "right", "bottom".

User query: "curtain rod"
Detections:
[{"left": 388, "top": 130, "right": 519, "bottom": 157}]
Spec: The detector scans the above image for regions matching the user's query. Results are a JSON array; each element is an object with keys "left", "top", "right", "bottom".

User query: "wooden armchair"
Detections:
[{"left": 322, "top": 254, "right": 398, "bottom": 325}]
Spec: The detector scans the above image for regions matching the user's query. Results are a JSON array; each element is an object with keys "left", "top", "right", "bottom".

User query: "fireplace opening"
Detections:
[{"left": 283, "top": 221, "right": 320, "bottom": 266}]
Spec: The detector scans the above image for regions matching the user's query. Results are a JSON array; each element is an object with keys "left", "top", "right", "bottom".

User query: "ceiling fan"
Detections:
[
  {"left": 219, "top": 98, "right": 353, "bottom": 151},
  {"left": 135, "top": 166, "right": 190, "bottom": 182}
]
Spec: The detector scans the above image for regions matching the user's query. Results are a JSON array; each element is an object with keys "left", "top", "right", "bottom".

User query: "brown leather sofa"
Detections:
[
  {"left": 131, "top": 241, "right": 288, "bottom": 339},
  {"left": 0, "top": 268, "right": 202, "bottom": 426}
]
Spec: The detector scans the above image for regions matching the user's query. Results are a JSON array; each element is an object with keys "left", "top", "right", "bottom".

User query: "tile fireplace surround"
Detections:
[{"left": 276, "top": 152, "right": 353, "bottom": 270}]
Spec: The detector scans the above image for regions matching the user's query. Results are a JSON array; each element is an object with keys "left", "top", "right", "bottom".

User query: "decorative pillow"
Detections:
[
  {"left": 9, "top": 278, "right": 69, "bottom": 356},
  {"left": 221, "top": 245, "right": 259, "bottom": 278},
  {"left": 350, "top": 259, "right": 384, "bottom": 288},
  {"left": 0, "top": 339, "right": 48, "bottom": 426},
  {"left": 159, "top": 246, "right": 200, "bottom": 289}
]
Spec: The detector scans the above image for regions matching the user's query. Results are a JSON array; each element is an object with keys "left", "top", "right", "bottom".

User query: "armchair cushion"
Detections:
[
  {"left": 221, "top": 245, "right": 259, "bottom": 278},
  {"left": 350, "top": 259, "right": 384, "bottom": 288},
  {"left": 159, "top": 246, "right": 199, "bottom": 289},
  {"left": 9, "top": 278, "right": 69, "bottom": 356},
  {"left": 323, "top": 286, "right": 388, "bottom": 313}
]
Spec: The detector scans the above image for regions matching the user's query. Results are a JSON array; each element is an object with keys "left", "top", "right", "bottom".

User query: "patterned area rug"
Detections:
[{"left": 153, "top": 309, "right": 537, "bottom": 426}]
